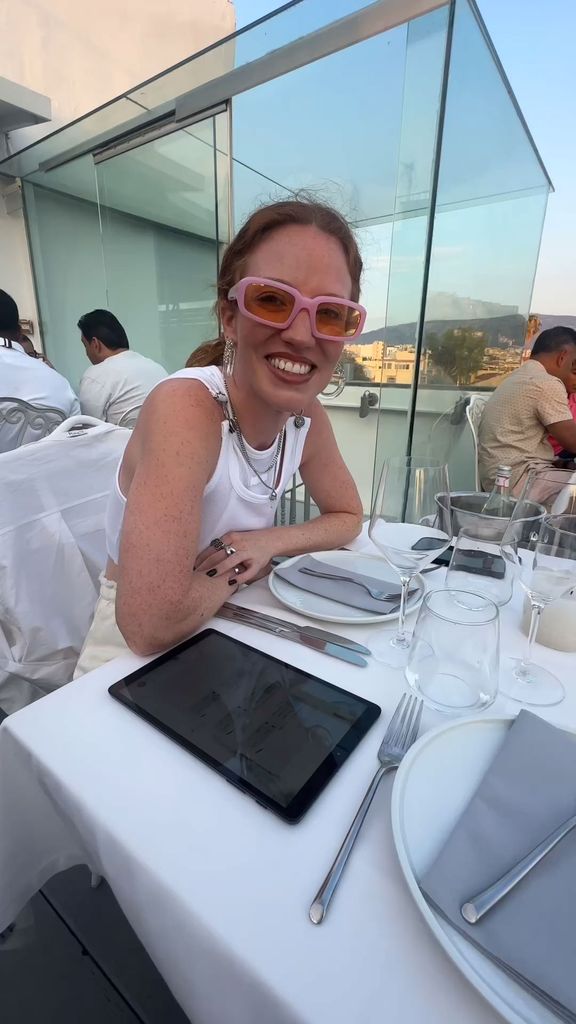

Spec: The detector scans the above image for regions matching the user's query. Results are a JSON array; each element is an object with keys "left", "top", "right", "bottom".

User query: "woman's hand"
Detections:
[{"left": 195, "top": 529, "right": 278, "bottom": 584}]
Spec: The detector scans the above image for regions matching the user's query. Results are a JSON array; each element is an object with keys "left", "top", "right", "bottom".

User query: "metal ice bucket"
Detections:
[{"left": 435, "top": 492, "right": 546, "bottom": 545}]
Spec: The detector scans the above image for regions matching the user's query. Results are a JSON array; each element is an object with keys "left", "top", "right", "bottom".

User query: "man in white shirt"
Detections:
[
  {"left": 0, "top": 289, "right": 80, "bottom": 453},
  {"left": 77, "top": 310, "right": 167, "bottom": 426}
]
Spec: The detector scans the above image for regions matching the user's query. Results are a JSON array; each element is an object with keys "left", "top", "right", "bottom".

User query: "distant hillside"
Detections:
[
  {"left": 359, "top": 312, "right": 576, "bottom": 349},
  {"left": 534, "top": 314, "right": 576, "bottom": 333},
  {"left": 360, "top": 314, "right": 527, "bottom": 348}
]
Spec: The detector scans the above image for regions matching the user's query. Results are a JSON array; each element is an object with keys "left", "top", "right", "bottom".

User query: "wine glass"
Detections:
[
  {"left": 368, "top": 456, "right": 451, "bottom": 666},
  {"left": 501, "top": 514, "right": 576, "bottom": 706},
  {"left": 501, "top": 467, "right": 576, "bottom": 551}
]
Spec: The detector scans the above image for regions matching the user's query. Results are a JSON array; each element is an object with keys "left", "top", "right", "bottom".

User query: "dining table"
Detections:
[{"left": 0, "top": 544, "right": 575, "bottom": 1024}]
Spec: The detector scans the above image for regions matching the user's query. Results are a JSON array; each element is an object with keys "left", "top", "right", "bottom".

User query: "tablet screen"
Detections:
[{"left": 109, "top": 628, "right": 380, "bottom": 822}]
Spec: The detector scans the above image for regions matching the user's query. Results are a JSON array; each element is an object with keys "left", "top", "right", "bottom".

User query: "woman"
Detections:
[{"left": 75, "top": 197, "right": 365, "bottom": 674}]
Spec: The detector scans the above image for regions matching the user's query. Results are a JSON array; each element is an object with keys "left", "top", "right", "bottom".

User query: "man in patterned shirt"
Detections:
[{"left": 478, "top": 326, "right": 576, "bottom": 494}]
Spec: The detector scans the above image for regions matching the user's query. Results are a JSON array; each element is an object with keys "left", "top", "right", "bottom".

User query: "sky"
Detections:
[{"left": 233, "top": 0, "right": 575, "bottom": 317}]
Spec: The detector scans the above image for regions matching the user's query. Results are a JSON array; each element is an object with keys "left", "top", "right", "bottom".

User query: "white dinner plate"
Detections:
[
  {"left": 268, "top": 550, "right": 425, "bottom": 624},
  {"left": 391, "top": 716, "right": 563, "bottom": 1024}
]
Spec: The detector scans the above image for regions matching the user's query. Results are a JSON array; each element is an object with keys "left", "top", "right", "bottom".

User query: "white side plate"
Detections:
[
  {"left": 269, "top": 550, "right": 425, "bottom": 624},
  {"left": 391, "top": 716, "right": 562, "bottom": 1024}
]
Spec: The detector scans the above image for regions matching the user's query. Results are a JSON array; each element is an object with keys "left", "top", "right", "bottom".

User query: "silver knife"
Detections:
[
  {"left": 219, "top": 602, "right": 371, "bottom": 655},
  {"left": 215, "top": 605, "right": 368, "bottom": 667}
]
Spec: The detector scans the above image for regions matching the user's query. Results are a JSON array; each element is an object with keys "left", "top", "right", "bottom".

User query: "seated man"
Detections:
[
  {"left": 78, "top": 310, "right": 167, "bottom": 425},
  {"left": 549, "top": 391, "right": 576, "bottom": 459},
  {"left": 478, "top": 326, "right": 576, "bottom": 494},
  {"left": 0, "top": 289, "right": 80, "bottom": 452}
]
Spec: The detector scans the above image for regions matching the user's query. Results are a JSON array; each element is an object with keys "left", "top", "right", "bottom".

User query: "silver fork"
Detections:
[
  {"left": 309, "top": 694, "right": 423, "bottom": 924},
  {"left": 298, "top": 566, "right": 398, "bottom": 602}
]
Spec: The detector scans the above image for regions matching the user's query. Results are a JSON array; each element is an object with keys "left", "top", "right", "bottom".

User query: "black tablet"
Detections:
[{"left": 109, "top": 628, "right": 380, "bottom": 823}]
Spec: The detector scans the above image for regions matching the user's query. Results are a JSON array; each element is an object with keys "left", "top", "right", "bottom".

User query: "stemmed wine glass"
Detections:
[
  {"left": 368, "top": 456, "right": 452, "bottom": 666},
  {"left": 501, "top": 467, "right": 576, "bottom": 549},
  {"left": 501, "top": 514, "right": 576, "bottom": 706}
]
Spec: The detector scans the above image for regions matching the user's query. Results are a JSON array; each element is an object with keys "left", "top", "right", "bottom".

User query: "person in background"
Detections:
[
  {"left": 77, "top": 310, "right": 167, "bottom": 426},
  {"left": 548, "top": 389, "right": 576, "bottom": 460},
  {"left": 18, "top": 333, "right": 55, "bottom": 368},
  {"left": 75, "top": 197, "right": 365, "bottom": 674},
  {"left": 0, "top": 289, "right": 80, "bottom": 452},
  {"left": 478, "top": 326, "right": 576, "bottom": 494}
]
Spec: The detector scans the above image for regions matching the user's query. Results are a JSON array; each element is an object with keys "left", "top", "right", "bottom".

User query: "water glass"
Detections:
[
  {"left": 446, "top": 524, "right": 515, "bottom": 607},
  {"left": 501, "top": 513, "right": 576, "bottom": 706},
  {"left": 405, "top": 589, "right": 499, "bottom": 713}
]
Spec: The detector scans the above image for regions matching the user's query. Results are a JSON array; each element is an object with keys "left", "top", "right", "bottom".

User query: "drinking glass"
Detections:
[
  {"left": 446, "top": 524, "right": 515, "bottom": 608},
  {"left": 501, "top": 468, "right": 576, "bottom": 550},
  {"left": 368, "top": 457, "right": 451, "bottom": 666},
  {"left": 405, "top": 589, "right": 499, "bottom": 713},
  {"left": 501, "top": 514, "right": 576, "bottom": 706}
]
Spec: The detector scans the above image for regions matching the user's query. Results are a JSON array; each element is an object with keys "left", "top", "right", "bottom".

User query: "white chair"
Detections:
[
  {"left": 465, "top": 394, "right": 488, "bottom": 491},
  {"left": 550, "top": 472, "right": 576, "bottom": 514},
  {"left": 116, "top": 407, "right": 141, "bottom": 429},
  {"left": 0, "top": 396, "right": 66, "bottom": 452},
  {"left": 0, "top": 417, "right": 130, "bottom": 714}
]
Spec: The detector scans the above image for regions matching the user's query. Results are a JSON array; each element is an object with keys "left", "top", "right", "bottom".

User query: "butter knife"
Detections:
[
  {"left": 215, "top": 606, "right": 368, "bottom": 667},
  {"left": 219, "top": 603, "right": 371, "bottom": 655},
  {"left": 461, "top": 810, "right": 576, "bottom": 924}
]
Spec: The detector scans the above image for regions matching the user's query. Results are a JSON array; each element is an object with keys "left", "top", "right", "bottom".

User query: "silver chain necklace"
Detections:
[{"left": 221, "top": 378, "right": 285, "bottom": 502}]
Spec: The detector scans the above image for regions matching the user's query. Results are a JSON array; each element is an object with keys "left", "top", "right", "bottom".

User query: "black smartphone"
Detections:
[
  {"left": 455, "top": 548, "right": 506, "bottom": 580},
  {"left": 411, "top": 536, "right": 453, "bottom": 567}
]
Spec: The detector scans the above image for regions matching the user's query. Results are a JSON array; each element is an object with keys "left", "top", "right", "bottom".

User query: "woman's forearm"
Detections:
[
  {"left": 117, "top": 569, "right": 238, "bottom": 656},
  {"left": 268, "top": 511, "right": 363, "bottom": 558}
]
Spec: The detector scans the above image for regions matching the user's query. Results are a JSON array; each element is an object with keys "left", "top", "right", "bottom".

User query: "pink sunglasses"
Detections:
[{"left": 228, "top": 277, "right": 366, "bottom": 342}]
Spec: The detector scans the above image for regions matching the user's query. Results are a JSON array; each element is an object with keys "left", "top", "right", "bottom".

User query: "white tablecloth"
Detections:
[{"left": 1, "top": 568, "right": 575, "bottom": 1024}]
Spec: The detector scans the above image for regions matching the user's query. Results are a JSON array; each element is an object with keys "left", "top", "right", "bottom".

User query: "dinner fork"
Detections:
[
  {"left": 298, "top": 566, "right": 399, "bottom": 602},
  {"left": 309, "top": 694, "right": 423, "bottom": 924}
]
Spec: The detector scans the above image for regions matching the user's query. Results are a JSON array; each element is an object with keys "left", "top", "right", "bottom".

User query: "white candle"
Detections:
[{"left": 521, "top": 593, "right": 576, "bottom": 652}]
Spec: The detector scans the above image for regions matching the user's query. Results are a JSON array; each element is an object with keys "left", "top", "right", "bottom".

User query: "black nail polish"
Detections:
[
  {"left": 228, "top": 578, "right": 238, "bottom": 586},
  {"left": 206, "top": 568, "right": 217, "bottom": 577}
]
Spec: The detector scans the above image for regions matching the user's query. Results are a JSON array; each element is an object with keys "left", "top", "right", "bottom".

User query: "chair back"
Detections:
[
  {"left": 0, "top": 396, "right": 66, "bottom": 451},
  {"left": 465, "top": 394, "right": 488, "bottom": 490},
  {"left": 116, "top": 406, "right": 141, "bottom": 429},
  {"left": 0, "top": 418, "right": 130, "bottom": 713}
]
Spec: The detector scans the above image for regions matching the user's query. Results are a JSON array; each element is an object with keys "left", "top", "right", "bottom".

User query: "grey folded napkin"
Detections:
[
  {"left": 274, "top": 554, "right": 413, "bottom": 614},
  {"left": 421, "top": 710, "right": 576, "bottom": 1022}
]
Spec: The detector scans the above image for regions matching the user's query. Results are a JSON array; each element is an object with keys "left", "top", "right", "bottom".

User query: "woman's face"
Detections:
[{"left": 220, "top": 224, "right": 355, "bottom": 411}]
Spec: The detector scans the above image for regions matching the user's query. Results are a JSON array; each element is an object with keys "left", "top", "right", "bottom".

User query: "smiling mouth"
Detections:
[{"left": 266, "top": 356, "right": 313, "bottom": 376}]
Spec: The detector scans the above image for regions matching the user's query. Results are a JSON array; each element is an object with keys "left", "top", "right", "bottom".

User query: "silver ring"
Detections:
[
  {"left": 210, "top": 537, "right": 224, "bottom": 550},
  {"left": 224, "top": 544, "right": 236, "bottom": 557}
]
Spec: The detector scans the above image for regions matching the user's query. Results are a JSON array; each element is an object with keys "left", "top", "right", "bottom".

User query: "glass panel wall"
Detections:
[
  {"left": 96, "top": 113, "right": 228, "bottom": 372},
  {"left": 406, "top": 0, "right": 551, "bottom": 492},
  {"left": 231, "top": 7, "right": 449, "bottom": 512},
  {"left": 24, "top": 111, "right": 229, "bottom": 388},
  {"left": 23, "top": 156, "right": 107, "bottom": 388},
  {"left": 19, "top": 0, "right": 550, "bottom": 516}
]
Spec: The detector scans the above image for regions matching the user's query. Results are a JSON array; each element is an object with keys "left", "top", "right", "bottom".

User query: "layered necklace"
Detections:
[{"left": 219, "top": 376, "right": 286, "bottom": 503}]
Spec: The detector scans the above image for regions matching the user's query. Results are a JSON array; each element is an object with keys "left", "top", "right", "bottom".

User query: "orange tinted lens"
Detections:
[
  {"left": 243, "top": 283, "right": 295, "bottom": 324},
  {"left": 316, "top": 302, "right": 362, "bottom": 338}
]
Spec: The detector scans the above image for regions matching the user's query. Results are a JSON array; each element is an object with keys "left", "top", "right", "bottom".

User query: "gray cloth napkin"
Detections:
[
  {"left": 421, "top": 710, "right": 576, "bottom": 1023},
  {"left": 274, "top": 554, "right": 415, "bottom": 614}
]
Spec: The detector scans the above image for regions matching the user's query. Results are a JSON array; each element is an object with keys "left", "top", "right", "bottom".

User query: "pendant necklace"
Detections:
[{"left": 220, "top": 377, "right": 285, "bottom": 502}]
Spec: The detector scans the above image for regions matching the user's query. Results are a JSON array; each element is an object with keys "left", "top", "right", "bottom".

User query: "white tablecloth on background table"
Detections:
[{"left": 1, "top": 563, "right": 575, "bottom": 1024}]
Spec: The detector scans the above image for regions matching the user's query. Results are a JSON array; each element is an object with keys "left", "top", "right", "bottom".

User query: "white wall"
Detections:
[
  {"left": 0, "top": 182, "right": 40, "bottom": 338},
  {"left": 2, "top": 0, "right": 235, "bottom": 151},
  {"left": 320, "top": 386, "right": 476, "bottom": 514},
  {"left": 0, "top": 0, "right": 234, "bottom": 345}
]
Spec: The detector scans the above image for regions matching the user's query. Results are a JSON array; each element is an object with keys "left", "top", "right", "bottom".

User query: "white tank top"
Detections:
[{"left": 106, "top": 366, "right": 311, "bottom": 563}]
